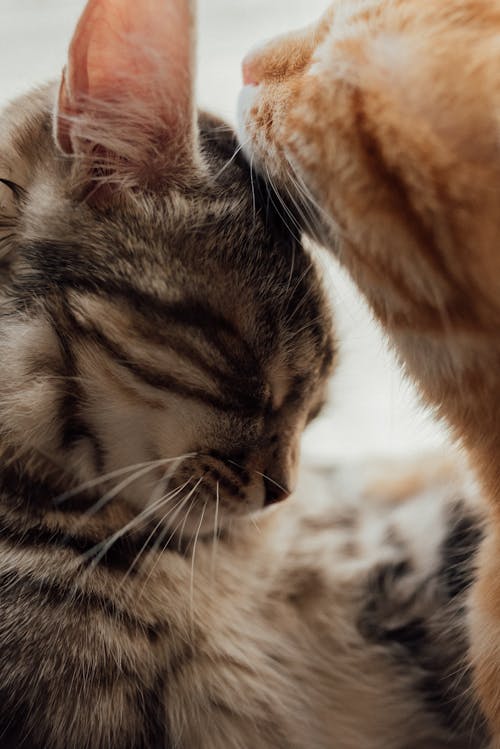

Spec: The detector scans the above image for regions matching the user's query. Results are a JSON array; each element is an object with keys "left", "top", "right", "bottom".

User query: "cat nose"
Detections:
[
  {"left": 263, "top": 476, "right": 291, "bottom": 506},
  {"left": 242, "top": 55, "right": 259, "bottom": 86}
]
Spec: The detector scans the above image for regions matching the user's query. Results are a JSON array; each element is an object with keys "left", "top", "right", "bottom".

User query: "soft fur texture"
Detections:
[
  {"left": 238, "top": 0, "right": 500, "bottom": 738},
  {"left": 0, "top": 0, "right": 488, "bottom": 746}
]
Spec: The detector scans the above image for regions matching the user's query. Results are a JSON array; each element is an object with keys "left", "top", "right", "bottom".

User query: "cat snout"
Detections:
[
  {"left": 242, "top": 56, "right": 259, "bottom": 86},
  {"left": 260, "top": 458, "right": 295, "bottom": 506},
  {"left": 200, "top": 450, "right": 294, "bottom": 510},
  {"left": 263, "top": 475, "right": 291, "bottom": 506}
]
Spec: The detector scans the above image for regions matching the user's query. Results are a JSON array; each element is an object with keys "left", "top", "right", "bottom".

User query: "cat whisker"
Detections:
[
  {"left": 278, "top": 156, "right": 335, "bottom": 249},
  {"left": 211, "top": 138, "right": 250, "bottom": 182},
  {"left": 211, "top": 480, "right": 220, "bottom": 579},
  {"left": 117, "top": 478, "right": 193, "bottom": 589},
  {"left": 56, "top": 460, "right": 186, "bottom": 556},
  {"left": 261, "top": 164, "right": 306, "bottom": 301},
  {"left": 135, "top": 488, "right": 196, "bottom": 599},
  {"left": 283, "top": 262, "right": 315, "bottom": 309},
  {"left": 135, "top": 491, "right": 198, "bottom": 600},
  {"left": 150, "top": 487, "right": 196, "bottom": 557},
  {"left": 286, "top": 239, "right": 297, "bottom": 297},
  {"left": 189, "top": 497, "right": 208, "bottom": 630},
  {"left": 283, "top": 179, "right": 321, "bottom": 241},
  {"left": 161, "top": 455, "right": 189, "bottom": 497},
  {"left": 177, "top": 479, "right": 203, "bottom": 552},
  {"left": 253, "top": 469, "right": 288, "bottom": 495},
  {"left": 286, "top": 315, "right": 328, "bottom": 343},
  {"left": 284, "top": 283, "right": 319, "bottom": 328},
  {"left": 50, "top": 456, "right": 197, "bottom": 574},
  {"left": 269, "top": 179, "right": 302, "bottom": 237},
  {"left": 54, "top": 453, "right": 196, "bottom": 504},
  {"left": 249, "top": 152, "right": 257, "bottom": 221},
  {"left": 284, "top": 155, "right": 331, "bottom": 226},
  {"left": 81, "top": 480, "right": 194, "bottom": 571},
  {"left": 249, "top": 513, "right": 262, "bottom": 533},
  {"left": 263, "top": 162, "right": 302, "bottom": 246},
  {"left": 226, "top": 458, "right": 288, "bottom": 497},
  {"left": 69, "top": 469, "right": 183, "bottom": 558},
  {"left": 209, "top": 123, "right": 235, "bottom": 133},
  {"left": 75, "top": 462, "right": 174, "bottom": 522}
]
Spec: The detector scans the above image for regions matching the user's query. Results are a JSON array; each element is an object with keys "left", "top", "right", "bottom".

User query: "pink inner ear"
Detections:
[{"left": 56, "top": 0, "right": 195, "bottom": 157}]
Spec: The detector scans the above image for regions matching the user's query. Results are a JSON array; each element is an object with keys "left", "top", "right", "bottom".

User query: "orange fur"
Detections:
[{"left": 239, "top": 0, "right": 500, "bottom": 734}]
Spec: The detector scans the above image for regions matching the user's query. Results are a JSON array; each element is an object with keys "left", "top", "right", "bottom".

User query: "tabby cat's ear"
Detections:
[{"left": 54, "top": 0, "right": 198, "bottom": 190}]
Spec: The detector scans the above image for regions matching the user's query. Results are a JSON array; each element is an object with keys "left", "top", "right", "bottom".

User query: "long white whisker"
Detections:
[
  {"left": 285, "top": 154, "right": 329, "bottom": 220},
  {"left": 117, "top": 478, "right": 193, "bottom": 588},
  {"left": 76, "top": 463, "right": 170, "bottom": 521},
  {"left": 189, "top": 497, "right": 208, "bottom": 630},
  {"left": 177, "top": 481, "right": 202, "bottom": 552},
  {"left": 211, "top": 480, "right": 220, "bottom": 578},
  {"left": 82, "top": 480, "right": 194, "bottom": 570},
  {"left": 285, "top": 285, "right": 317, "bottom": 327},
  {"left": 55, "top": 453, "right": 196, "bottom": 504},
  {"left": 149, "top": 489, "right": 194, "bottom": 557},
  {"left": 161, "top": 455, "right": 188, "bottom": 497},
  {"left": 264, "top": 162, "right": 302, "bottom": 247},
  {"left": 227, "top": 458, "right": 287, "bottom": 494},
  {"left": 135, "top": 489, "right": 195, "bottom": 597},
  {"left": 262, "top": 164, "right": 301, "bottom": 302},
  {"left": 212, "top": 138, "right": 251, "bottom": 181},
  {"left": 253, "top": 469, "right": 287, "bottom": 493},
  {"left": 283, "top": 179, "right": 320, "bottom": 240},
  {"left": 249, "top": 513, "right": 262, "bottom": 533},
  {"left": 286, "top": 315, "right": 327, "bottom": 342},
  {"left": 250, "top": 152, "right": 257, "bottom": 221},
  {"left": 283, "top": 263, "right": 314, "bottom": 311}
]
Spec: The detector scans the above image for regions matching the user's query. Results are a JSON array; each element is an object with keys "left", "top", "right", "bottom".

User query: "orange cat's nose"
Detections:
[{"left": 242, "top": 55, "right": 259, "bottom": 86}]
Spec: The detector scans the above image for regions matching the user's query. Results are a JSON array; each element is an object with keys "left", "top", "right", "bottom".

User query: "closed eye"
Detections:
[
  {"left": 58, "top": 290, "right": 269, "bottom": 415},
  {"left": 0, "top": 178, "right": 26, "bottom": 202}
]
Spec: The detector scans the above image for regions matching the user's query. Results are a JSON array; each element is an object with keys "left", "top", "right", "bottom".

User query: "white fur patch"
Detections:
[{"left": 237, "top": 84, "right": 259, "bottom": 165}]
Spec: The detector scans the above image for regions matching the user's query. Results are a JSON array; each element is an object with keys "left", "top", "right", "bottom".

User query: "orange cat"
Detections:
[{"left": 238, "top": 0, "right": 500, "bottom": 738}]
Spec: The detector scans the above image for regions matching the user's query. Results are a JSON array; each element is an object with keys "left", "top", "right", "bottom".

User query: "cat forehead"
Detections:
[
  {"left": 0, "top": 93, "right": 256, "bottom": 244},
  {"left": 0, "top": 97, "right": 292, "bottom": 279},
  {"left": 1, "top": 89, "right": 333, "bottom": 371}
]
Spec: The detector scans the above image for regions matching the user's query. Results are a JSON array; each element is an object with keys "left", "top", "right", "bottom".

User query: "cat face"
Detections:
[{"left": 0, "top": 0, "right": 334, "bottom": 540}]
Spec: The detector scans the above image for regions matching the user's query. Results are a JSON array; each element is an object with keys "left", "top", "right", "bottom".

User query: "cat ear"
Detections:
[{"left": 55, "top": 0, "right": 198, "bottom": 189}]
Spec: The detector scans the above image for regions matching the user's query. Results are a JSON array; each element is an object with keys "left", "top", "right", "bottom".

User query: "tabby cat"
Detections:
[
  {"left": 0, "top": 0, "right": 486, "bottom": 746},
  {"left": 238, "top": 0, "right": 500, "bottom": 740}
]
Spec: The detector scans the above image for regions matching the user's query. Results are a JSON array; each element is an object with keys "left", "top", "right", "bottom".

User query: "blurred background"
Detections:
[{"left": 0, "top": 0, "right": 447, "bottom": 466}]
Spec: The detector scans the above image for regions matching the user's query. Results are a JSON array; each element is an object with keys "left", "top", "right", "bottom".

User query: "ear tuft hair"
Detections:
[{"left": 55, "top": 0, "right": 198, "bottom": 193}]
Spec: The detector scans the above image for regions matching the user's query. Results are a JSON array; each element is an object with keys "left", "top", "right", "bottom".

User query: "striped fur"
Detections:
[
  {"left": 0, "top": 77, "right": 337, "bottom": 744},
  {"left": 0, "top": 1, "right": 488, "bottom": 746},
  {"left": 238, "top": 0, "right": 500, "bottom": 738},
  {"left": 0, "top": 84, "right": 334, "bottom": 531},
  {"left": 0, "top": 433, "right": 490, "bottom": 748},
  {"left": 0, "top": 1, "right": 339, "bottom": 744}
]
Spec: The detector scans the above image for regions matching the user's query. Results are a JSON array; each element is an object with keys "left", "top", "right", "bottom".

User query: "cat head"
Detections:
[{"left": 0, "top": 0, "right": 335, "bottom": 540}]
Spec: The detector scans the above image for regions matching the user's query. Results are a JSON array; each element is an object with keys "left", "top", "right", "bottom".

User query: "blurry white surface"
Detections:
[{"left": 0, "top": 0, "right": 447, "bottom": 464}]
